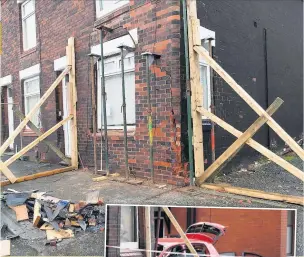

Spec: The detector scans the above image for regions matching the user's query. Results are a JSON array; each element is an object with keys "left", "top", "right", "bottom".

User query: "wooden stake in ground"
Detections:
[
  {"left": 194, "top": 45, "right": 304, "bottom": 160},
  {"left": 145, "top": 206, "right": 152, "bottom": 257},
  {"left": 197, "top": 97, "right": 284, "bottom": 184},
  {"left": 162, "top": 207, "right": 198, "bottom": 257},
  {"left": 196, "top": 107, "right": 304, "bottom": 181}
]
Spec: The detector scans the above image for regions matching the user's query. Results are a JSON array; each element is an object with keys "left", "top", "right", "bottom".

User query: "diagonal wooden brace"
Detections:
[
  {"left": 13, "top": 107, "right": 71, "bottom": 166},
  {"left": 197, "top": 107, "right": 304, "bottom": 182},
  {"left": 196, "top": 97, "right": 284, "bottom": 185},
  {"left": 194, "top": 45, "right": 304, "bottom": 160},
  {"left": 162, "top": 207, "right": 199, "bottom": 257},
  {"left": 0, "top": 161, "right": 17, "bottom": 183},
  {"left": 0, "top": 67, "right": 70, "bottom": 156},
  {"left": 3, "top": 115, "right": 73, "bottom": 169}
]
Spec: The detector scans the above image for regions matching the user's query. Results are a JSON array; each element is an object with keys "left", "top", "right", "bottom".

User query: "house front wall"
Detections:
[{"left": 1, "top": 0, "right": 187, "bottom": 185}]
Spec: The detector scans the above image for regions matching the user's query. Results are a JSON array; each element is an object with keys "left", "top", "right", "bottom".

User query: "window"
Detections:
[
  {"left": 21, "top": 0, "right": 37, "bottom": 51},
  {"left": 96, "top": 0, "right": 129, "bottom": 18},
  {"left": 199, "top": 41, "right": 212, "bottom": 117},
  {"left": 24, "top": 76, "right": 40, "bottom": 127},
  {"left": 97, "top": 52, "right": 135, "bottom": 129}
]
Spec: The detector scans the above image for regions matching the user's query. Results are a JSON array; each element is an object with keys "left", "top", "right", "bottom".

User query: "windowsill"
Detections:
[
  {"left": 20, "top": 46, "right": 37, "bottom": 58},
  {"left": 89, "top": 126, "right": 135, "bottom": 140},
  {"left": 94, "top": 4, "right": 130, "bottom": 28}
]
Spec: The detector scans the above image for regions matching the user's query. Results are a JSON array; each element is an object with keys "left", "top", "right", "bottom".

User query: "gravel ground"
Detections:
[{"left": 1, "top": 152, "right": 303, "bottom": 256}]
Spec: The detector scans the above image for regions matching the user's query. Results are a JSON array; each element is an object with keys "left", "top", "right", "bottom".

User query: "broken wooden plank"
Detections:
[
  {"left": 13, "top": 107, "right": 71, "bottom": 166},
  {"left": 0, "top": 240, "right": 10, "bottom": 256},
  {"left": 46, "top": 229, "right": 74, "bottom": 240},
  {"left": 33, "top": 200, "right": 42, "bottom": 227},
  {"left": 197, "top": 97, "right": 283, "bottom": 184},
  {"left": 196, "top": 107, "right": 304, "bottom": 181},
  {"left": 40, "top": 223, "right": 54, "bottom": 230},
  {"left": 0, "top": 166, "right": 76, "bottom": 186},
  {"left": 92, "top": 176, "right": 108, "bottom": 182},
  {"left": 68, "top": 204, "right": 75, "bottom": 213},
  {"left": 163, "top": 207, "right": 199, "bottom": 257},
  {"left": 126, "top": 179, "right": 143, "bottom": 185},
  {"left": 86, "top": 191, "right": 102, "bottom": 204},
  {"left": 201, "top": 183, "right": 304, "bottom": 206},
  {"left": 193, "top": 45, "right": 304, "bottom": 160},
  {"left": 0, "top": 67, "right": 71, "bottom": 156},
  {"left": 10, "top": 205, "right": 29, "bottom": 221}
]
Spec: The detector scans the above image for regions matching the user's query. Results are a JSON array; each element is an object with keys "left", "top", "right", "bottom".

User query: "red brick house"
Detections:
[
  {"left": 106, "top": 206, "right": 296, "bottom": 257},
  {"left": 1, "top": 0, "right": 302, "bottom": 184},
  {"left": 0, "top": 0, "right": 188, "bottom": 184}
]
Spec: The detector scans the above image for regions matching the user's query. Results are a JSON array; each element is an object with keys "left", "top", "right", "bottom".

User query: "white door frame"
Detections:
[
  {"left": 7, "top": 86, "right": 14, "bottom": 150},
  {"left": 62, "top": 76, "right": 71, "bottom": 157}
]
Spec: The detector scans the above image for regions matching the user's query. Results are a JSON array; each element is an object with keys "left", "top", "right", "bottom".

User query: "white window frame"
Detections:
[
  {"left": 199, "top": 59, "right": 212, "bottom": 120},
  {"left": 97, "top": 52, "right": 135, "bottom": 130},
  {"left": 23, "top": 76, "right": 41, "bottom": 128},
  {"left": 96, "top": 0, "right": 129, "bottom": 19},
  {"left": 21, "top": 0, "right": 37, "bottom": 51}
]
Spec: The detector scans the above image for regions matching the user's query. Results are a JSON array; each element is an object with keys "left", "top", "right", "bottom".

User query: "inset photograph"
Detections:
[{"left": 105, "top": 205, "right": 296, "bottom": 257}]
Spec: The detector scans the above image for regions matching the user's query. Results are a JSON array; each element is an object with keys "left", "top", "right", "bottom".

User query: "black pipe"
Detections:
[{"left": 263, "top": 28, "right": 271, "bottom": 148}]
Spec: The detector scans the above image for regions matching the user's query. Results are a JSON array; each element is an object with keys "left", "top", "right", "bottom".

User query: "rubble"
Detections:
[{"left": 1, "top": 189, "right": 105, "bottom": 247}]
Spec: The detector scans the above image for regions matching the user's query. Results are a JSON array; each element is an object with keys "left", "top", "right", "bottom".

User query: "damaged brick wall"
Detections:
[{"left": 1, "top": 0, "right": 188, "bottom": 184}]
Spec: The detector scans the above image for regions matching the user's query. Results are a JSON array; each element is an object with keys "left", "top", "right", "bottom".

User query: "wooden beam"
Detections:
[
  {"left": 0, "top": 166, "right": 76, "bottom": 186},
  {"left": 12, "top": 107, "right": 71, "bottom": 166},
  {"left": 194, "top": 45, "right": 304, "bottom": 160},
  {"left": 186, "top": 0, "right": 205, "bottom": 177},
  {"left": 196, "top": 107, "right": 304, "bottom": 181},
  {"left": 3, "top": 115, "right": 73, "bottom": 168},
  {"left": 0, "top": 67, "right": 71, "bottom": 156},
  {"left": 201, "top": 184, "right": 304, "bottom": 206},
  {"left": 0, "top": 161, "right": 17, "bottom": 183},
  {"left": 162, "top": 207, "right": 199, "bottom": 257},
  {"left": 197, "top": 98, "right": 283, "bottom": 184},
  {"left": 67, "top": 37, "right": 78, "bottom": 168},
  {"left": 145, "top": 206, "right": 152, "bottom": 257}
]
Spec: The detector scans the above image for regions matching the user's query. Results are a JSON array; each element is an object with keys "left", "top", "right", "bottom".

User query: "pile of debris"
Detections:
[{"left": 1, "top": 189, "right": 105, "bottom": 247}]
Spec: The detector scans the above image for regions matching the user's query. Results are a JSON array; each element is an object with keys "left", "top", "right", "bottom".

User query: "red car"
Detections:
[{"left": 157, "top": 222, "right": 226, "bottom": 257}]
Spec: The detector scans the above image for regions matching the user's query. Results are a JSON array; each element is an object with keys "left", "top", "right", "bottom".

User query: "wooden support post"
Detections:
[
  {"left": 201, "top": 184, "right": 304, "bottom": 206},
  {"left": 145, "top": 206, "right": 152, "bottom": 257},
  {"left": 0, "top": 166, "right": 76, "bottom": 186},
  {"left": 194, "top": 45, "right": 304, "bottom": 160},
  {"left": 13, "top": 107, "right": 71, "bottom": 166},
  {"left": 197, "top": 98, "right": 283, "bottom": 184},
  {"left": 3, "top": 115, "right": 73, "bottom": 168},
  {"left": 0, "top": 67, "right": 70, "bottom": 156},
  {"left": 186, "top": 0, "right": 205, "bottom": 177},
  {"left": 162, "top": 207, "right": 198, "bottom": 257},
  {"left": 196, "top": 107, "right": 304, "bottom": 181},
  {"left": 67, "top": 37, "right": 78, "bottom": 168}
]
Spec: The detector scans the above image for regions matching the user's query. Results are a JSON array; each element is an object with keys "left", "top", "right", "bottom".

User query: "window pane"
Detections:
[
  {"left": 24, "top": 78, "right": 39, "bottom": 94},
  {"left": 200, "top": 65, "right": 209, "bottom": 110},
  {"left": 24, "top": 14, "right": 37, "bottom": 50},
  {"left": 23, "top": 0, "right": 35, "bottom": 17},
  {"left": 286, "top": 227, "right": 292, "bottom": 254},
  {"left": 120, "top": 206, "right": 137, "bottom": 243},
  {"left": 26, "top": 94, "right": 40, "bottom": 127}
]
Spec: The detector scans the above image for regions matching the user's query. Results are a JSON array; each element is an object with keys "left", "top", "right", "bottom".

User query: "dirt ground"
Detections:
[{"left": 1, "top": 153, "right": 303, "bottom": 256}]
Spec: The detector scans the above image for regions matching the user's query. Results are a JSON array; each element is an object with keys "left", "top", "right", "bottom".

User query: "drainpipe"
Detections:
[
  {"left": 182, "top": 0, "right": 195, "bottom": 186},
  {"left": 99, "top": 29, "right": 109, "bottom": 175},
  {"left": 118, "top": 45, "right": 130, "bottom": 180}
]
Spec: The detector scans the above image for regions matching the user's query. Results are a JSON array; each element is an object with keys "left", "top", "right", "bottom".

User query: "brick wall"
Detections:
[
  {"left": 106, "top": 205, "right": 121, "bottom": 257},
  {"left": 1, "top": 0, "right": 187, "bottom": 184},
  {"left": 169, "top": 207, "right": 289, "bottom": 257}
]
